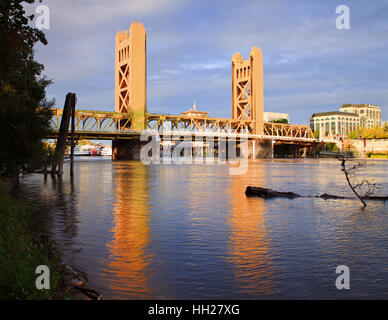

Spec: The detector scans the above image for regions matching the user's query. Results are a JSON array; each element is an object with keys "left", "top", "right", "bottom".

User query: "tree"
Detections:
[
  {"left": 339, "top": 158, "right": 380, "bottom": 207},
  {"left": 78, "top": 140, "right": 91, "bottom": 146},
  {"left": 343, "top": 139, "right": 355, "bottom": 153},
  {"left": 270, "top": 118, "right": 289, "bottom": 124},
  {"left": 0, "top": 0, "right": 52, "bottom": 177},
  {"left": 348, "top": 130, "right": 358, "bottom": 139},
  {"left": 351, "top": 125, "right": 388, "bottom": 139}
]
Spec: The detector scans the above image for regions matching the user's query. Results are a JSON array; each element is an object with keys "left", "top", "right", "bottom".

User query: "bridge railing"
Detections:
[
  {"left": 49, "top": 108, "right": 133, "bottom": 132},
  {"left": 263, "top": 122, "right": 314, "bottom": 139},
  {"left": 47, "top": 108, "right": 316, "bottom": 140},
  {"left": 146, "top": 113, "right": 254, "bottom": 134}
]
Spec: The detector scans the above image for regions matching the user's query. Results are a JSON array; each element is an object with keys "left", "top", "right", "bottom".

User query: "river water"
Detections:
[{"left": 17, "top": 158, "right": 388, "bottom": 299}]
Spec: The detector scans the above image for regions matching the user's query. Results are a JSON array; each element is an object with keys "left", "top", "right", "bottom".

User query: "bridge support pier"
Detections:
[
  {"left": 251, "top": 139, "right": 273, "bottom": 158},
  {"left": 112, "top": 139, "right": 148, "bottom": 160}
]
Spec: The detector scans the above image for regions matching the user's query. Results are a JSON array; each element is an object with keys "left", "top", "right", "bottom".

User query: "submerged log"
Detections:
[
  {"left": 246, "top": 187, "right": 388, "bottom": 202},
  {"left": 245, "top": 186, "right": 301, "bottom": 199},
  {"left": 318, "top": 193, "right": 348, "bottom": 200},
  {"left": 362, "top": 195, "right": 388, "bottom": 201},
  {"left": 317, "top": 193, "right": 388, "bottom": 201}
]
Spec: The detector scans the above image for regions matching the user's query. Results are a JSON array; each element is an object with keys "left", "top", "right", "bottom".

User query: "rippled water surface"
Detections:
[{"left": 18, "top": 158, "right": 388, "bottom": 299}]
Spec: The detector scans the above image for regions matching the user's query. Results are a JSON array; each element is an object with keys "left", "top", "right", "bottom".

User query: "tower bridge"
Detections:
[{"left": 47, "top": 22, "right": 317, "bottom": 159}]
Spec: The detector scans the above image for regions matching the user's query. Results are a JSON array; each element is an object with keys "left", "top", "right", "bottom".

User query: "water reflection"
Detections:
[
  {"left": 51, "top": 176, "right": 78, "bottom": 246},
  {"left": 14, "top": 158, "right": 388, "bottom": 299},
  {"left": 227, "top": 163, "right": 275, "bottom": 297},
  {"left": 106, "top": 162, "right": 153, "bottom": 298}
]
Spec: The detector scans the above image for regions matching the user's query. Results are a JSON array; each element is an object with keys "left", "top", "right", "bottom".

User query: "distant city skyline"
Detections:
[{"left": 26, "top": 0, "right": 388, "bottom": 124}]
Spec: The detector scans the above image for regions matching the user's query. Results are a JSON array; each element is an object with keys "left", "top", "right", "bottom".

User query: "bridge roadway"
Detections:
[
  {"left": 45, "top": 129, "right": 317, "bottom": 143},
  {"left": 47, "top": 108, "right": 317, "bottom": 143}
]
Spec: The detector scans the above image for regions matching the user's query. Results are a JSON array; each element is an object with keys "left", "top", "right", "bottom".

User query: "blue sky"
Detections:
[{"left": 28, "top": 0, "right": 388, "bottom": 124}]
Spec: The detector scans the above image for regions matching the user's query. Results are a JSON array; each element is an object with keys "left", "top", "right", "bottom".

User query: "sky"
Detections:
[{"left": 25, "top": 0, "right": 388, "bottom": 124}]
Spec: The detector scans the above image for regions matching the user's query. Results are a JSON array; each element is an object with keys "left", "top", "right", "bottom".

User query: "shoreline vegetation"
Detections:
[
  {"left": 0, "top": 180, "right": 64, "bottom": 299},
  {"left": 366, "top": 152, "right": 388, "bottom": 159},
  {"left": 0, "top": 180, "right": 102, "bottom": 300}
]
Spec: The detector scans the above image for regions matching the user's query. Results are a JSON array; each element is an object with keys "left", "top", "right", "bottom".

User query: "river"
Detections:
[{"left": 16, "top": 158, "right": 388, "bottom": 299}]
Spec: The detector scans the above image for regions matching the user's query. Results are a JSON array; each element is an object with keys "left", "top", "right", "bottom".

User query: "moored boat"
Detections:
[
  {"left": 100, "top": 146, "right": 112, "bottom": 156},
  {"left": 72, "top": 145, "right": 90, "bottom": 156}
]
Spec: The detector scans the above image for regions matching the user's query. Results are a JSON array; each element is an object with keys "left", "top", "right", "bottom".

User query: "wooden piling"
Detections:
[
  {"left": 52, "top": 93, "right": 76, "bottom": 176},
  {"left": 70, "top": 94, "right": 76, "bottom": 177}
]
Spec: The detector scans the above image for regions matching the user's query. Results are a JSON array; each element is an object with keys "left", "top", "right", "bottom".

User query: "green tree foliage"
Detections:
[
  {"left": 270, "top": 118, "right": 289, "bottom": 124},
  {"left": 78, "top": 139, "right": 91, "bottom": 146},
  {"left": 348, "top": 131, "right": 358, "bottom": 139},
  {"left": 0, "top": 0, "right": 52, "bottom": 176},
  {"left": 348, "top": 125, "right": 388, "bottom": 140}
]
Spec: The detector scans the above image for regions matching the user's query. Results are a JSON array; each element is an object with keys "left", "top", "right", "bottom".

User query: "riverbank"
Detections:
[{"left": 0, "top": 181, "right": 68, "bottom": 299}]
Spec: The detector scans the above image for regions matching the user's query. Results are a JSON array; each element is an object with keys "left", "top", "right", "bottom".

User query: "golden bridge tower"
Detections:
[
  {"left": 231, "top": 47, "right": 264, "bottom": 134},
  {"left": 115, "top": 22, "right": 147, "bottom": 130}
]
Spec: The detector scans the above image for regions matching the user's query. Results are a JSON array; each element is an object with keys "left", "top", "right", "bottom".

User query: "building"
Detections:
[
  {"left": 264, "top": 112, "right": 289, "bottom": 123},
  {"left": 181, "top": 101, "right": 209, "bottom": 118},
  {"left": 309, "top": 111, "right": 360, "bottom": 138},
  {"left": 340, "top": 104, "right": 381, "bottom": 128},
  {"left": 309, "top": 104, "right": 382, "bottom": 138}
]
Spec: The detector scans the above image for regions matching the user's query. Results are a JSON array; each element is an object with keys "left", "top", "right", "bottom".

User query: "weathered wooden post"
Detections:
[
  {"left": 52, "top": 93, "right": 76, "bottom": 176},
  {"left": 70, "top": 94, "right": 76, "bottom": 177}
]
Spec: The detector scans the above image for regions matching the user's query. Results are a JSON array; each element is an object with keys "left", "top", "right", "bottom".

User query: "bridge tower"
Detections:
[
  {"left": 115, "top": 22, "right": 147, "bottom": 130},
  {"left": 231, "top": 47, "right": 264, "bottom": 134}
]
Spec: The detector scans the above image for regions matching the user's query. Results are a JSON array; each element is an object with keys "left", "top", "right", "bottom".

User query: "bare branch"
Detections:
[{"left": 338, "top": 156, "right": 382, "bottom": 207}]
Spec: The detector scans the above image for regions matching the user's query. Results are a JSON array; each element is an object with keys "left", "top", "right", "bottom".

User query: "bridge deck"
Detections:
[{"left": 47, "top": 108, "right": 317, "bottom": 143}]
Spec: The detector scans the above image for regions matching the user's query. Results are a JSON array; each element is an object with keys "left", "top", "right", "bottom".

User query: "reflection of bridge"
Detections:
[{"left": 47, "top": 22, "right": 317, "bottom": 159}]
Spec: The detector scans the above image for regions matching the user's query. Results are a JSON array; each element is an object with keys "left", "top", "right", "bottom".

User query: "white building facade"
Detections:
[
  {"left": 309, "top": 104, "right": 382, "bottom": 138},
  {"left": 309, "top": 111, "right": 360, "bottom": 138},
  {"left": 340, "top": 104, "right": 381, "bottom": 128}
]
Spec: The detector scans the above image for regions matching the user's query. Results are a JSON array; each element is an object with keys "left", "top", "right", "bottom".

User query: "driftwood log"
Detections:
[
  {"left": 246, "top": 187, "right": 388, "bottom": 201},
  {"left": 245, "top": 186, "right": 301, "bottom": 199},
  {"left": 318, "top": 193, "right": 347, "bottom": 200},
  {"left": 63, "top": 265, "right": 102, "bottom": 300}
]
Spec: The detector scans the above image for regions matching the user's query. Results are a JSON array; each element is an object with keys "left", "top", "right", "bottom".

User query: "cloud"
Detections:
[
  {"left": 26, "top": 0, "right": 388, "bottom": 124},
  {"left": 26, "top": 0, "right": 182, "bottom": 34}
]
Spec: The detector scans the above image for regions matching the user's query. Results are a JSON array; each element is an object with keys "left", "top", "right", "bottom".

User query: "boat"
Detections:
[
  {"left": 90, "top": 148, "right": 100, "bottom": 156},
  {"left": 100, "top": 146, "right": 112, "bottom": 156},
  {"left": 70, "top": 145, "right": 91, "bottom": 156}
]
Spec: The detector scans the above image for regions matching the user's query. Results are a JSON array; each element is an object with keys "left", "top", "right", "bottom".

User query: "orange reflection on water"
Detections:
[
  {"left": 227, "top": 162, "right": 275, "bottom": 296},
  {"left": 106, "top": 162, "right": 152, "bottom": 298}
]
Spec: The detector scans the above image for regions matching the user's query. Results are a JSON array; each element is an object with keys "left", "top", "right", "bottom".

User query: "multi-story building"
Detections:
[
  {"left": 309, "top": 111, "right": 360, "bottom": 137},
  {"left": 340, "top": 104, "right": 381, "bottom": 128},
  {"left": 309, "top": 104, "right": 382, "bottom": 138}
]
